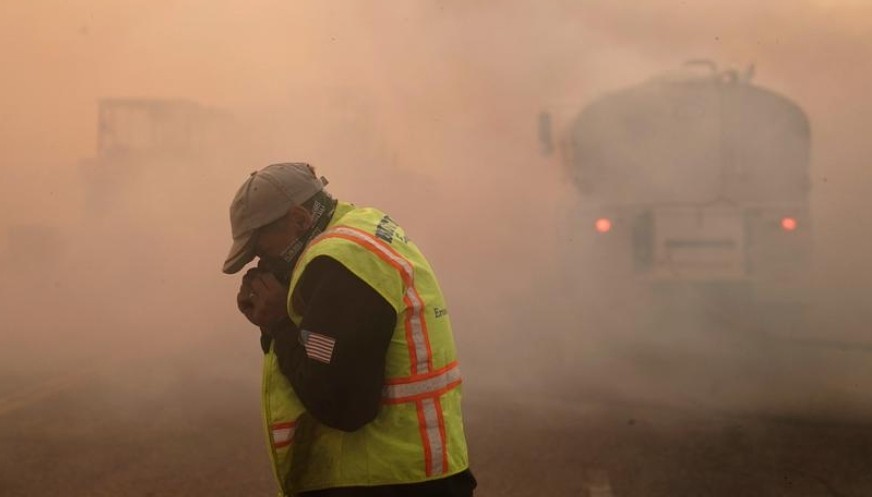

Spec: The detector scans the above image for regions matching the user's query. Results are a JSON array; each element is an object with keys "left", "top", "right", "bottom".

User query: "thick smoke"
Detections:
[{"left": 1, "top": 0, "right": 871, "bottom": 421}]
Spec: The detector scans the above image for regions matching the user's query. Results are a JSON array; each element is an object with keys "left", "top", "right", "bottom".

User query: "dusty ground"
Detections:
[{"left": 3, "top": 328, "right": 872, "bottom": 497}]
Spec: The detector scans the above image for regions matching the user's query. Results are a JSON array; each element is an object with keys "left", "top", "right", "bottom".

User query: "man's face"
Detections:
[{"left": 252, "top": 206, "right": 312, "bottom": 260}]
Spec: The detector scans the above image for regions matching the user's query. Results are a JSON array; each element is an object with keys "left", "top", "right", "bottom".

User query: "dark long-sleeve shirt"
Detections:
[
  {"left": 261, "top": 255, "right": 395, "bottom": 430},
  {"left": 259, "top": 255, "right": 476, "bottom": 496}
]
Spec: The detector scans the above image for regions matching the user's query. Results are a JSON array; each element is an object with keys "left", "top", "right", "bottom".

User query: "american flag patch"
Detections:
[{"left": 301, "top": 330, "right": 336, "bottom": 364}]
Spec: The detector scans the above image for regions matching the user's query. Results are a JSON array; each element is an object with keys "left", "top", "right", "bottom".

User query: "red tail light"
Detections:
[
  {"left": 595, "top": 218, "right": 612, "bottom": 233},
  {"left": 781, "top": 217, "right": 798, "bottom": 232}
]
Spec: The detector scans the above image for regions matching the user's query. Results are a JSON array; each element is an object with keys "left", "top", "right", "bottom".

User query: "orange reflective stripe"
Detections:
[
  {"left": 385, "top": 360, "right": 458, "bottom": 385},
  {"left": 306, "top": 223, "right": 454, "bottom": 476},
  {"left": 434, "top": 396, "right": 449, "bottom": 474},
  {"left": 310, "top": 226, "right": 434, "bottom": 374},
  {"left": 385, "top": 365, "right": 459, "bottom": 476},
  {"left": 383, "top": 379, "right": 463, "bottom": 405},
  {"left": 383, "top": 362, "right": 462, "bottom": 403},
  {"left": 271, "top": 421, "right": 296, "bottom": 449},
  {"left": 402, "top": 293, "right": 421, "bottom": 376},
  {"left": 419, "top": 398, "right": 445, "bottom": 476},
  {"left": 415, "top": 400, "right": 434, "bottom": 476}
]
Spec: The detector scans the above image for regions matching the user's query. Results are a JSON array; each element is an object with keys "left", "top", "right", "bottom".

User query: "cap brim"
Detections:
[{"left": 222, "top": 232, "right": 256, "bottom": 274}]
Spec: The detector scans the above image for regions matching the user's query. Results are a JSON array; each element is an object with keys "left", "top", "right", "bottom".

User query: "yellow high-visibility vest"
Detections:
[{"left": 261, "top": 202, "right": 469, "bottom": 496}]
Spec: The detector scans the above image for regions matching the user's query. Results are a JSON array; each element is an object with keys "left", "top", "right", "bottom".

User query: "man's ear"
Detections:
[{"left": 287, "top": 205, "right": 313, "bottom": 231}]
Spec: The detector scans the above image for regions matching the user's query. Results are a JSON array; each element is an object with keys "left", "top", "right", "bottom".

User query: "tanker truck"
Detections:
[{"left": 541, "top": 61, "right": 812, "bottom": 331}]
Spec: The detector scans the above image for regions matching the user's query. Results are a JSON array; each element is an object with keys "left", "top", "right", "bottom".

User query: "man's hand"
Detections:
[
  {"left": 237, "top": 268, "right": 261, "bottom": 324},
  {"left": 237, "top": 269, "right": 290, "bottom": 328}
]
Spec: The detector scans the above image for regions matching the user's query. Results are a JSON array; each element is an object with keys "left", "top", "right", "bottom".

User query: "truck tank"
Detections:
[{"left": 547, "top": 61, "right": 812, "bottom": 334}]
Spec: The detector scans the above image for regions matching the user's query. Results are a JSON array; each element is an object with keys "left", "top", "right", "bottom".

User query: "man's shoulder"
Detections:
[{"left": 334, "top": 202, "right": 390, "bottom": 224}]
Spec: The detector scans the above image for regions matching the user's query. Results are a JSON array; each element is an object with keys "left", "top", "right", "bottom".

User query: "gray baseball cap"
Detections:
[{"left": 223, "top": 162, "right": 327, "bottom": 274}]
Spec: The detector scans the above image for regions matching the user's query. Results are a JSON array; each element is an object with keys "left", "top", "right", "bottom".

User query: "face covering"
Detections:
[
  {"left": 279, "top": 192, "right": 335, "bottom": 264},
  {"left": 259, "top": 191, "right": 337, "bottom": 283}
]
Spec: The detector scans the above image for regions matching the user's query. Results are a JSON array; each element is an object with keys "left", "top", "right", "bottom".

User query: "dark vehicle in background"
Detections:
[{"left": 541, "top": 61, "right": 812, "bottom": 331}]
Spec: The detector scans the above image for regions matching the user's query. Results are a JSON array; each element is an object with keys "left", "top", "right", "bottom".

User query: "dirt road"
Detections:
[{"left": 2, "top": 333, "right": 872, "bottom": 497}]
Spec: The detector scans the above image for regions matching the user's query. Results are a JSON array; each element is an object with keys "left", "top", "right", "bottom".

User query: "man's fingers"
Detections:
[
  {"left": 251, "top": 272, "right": 283, "bottom": 293},
  {"left": 249, "top": 277, "right": 266, "bottom": 294},
  {"left": 262, "top": 274, "right": 285, "bottom": 293},
  {"left": 237, "top": 289, "right": 253, "bottom": 304},
  {"left": 242, "top": 268, "right": 262, "bottom": 286}
]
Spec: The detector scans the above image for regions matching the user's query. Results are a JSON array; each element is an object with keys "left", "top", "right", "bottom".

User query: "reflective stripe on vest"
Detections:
[
  {"left": 383, "top": 361, "right": 462, "bottom": 403},
  {"left": 315, "top": 226, "right": 434, "bottom": 375},
  {"left": 271, "top": 421, "right": 296, "bottom": 449},
  {"left": 311, "top": 225, "right": 461, "bottom": 477}
]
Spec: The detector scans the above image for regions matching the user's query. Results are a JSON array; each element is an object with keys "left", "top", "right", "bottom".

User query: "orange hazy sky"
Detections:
[{"left": 2, "top": 1, "right": 871, "bottom": 285}]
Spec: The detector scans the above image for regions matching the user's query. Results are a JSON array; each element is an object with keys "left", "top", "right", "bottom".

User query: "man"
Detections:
[{"left": 222, "top": 163, "right": 476, "bottom": 497}]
